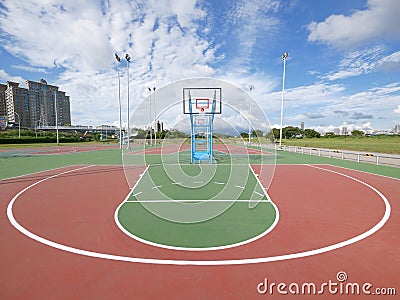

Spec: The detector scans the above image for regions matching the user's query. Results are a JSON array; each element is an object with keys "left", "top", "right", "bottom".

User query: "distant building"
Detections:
[
  {"left": 1, "top": 79, "right": 71, "bottom": 129},
  {"left": 334, "top": 128, "right": 340, "bottom": 135},
  {"left": 393, "top": 124, "right": 400, "bottom": 134},
  {"left": 0, "top": 84, "right": 7, "bottom": 117},
  {"left": 300, "top": 122, "right": 304, "bottom": 130},
  {"left": 341, "top": 126, "right": 348, "bottom": 136}
]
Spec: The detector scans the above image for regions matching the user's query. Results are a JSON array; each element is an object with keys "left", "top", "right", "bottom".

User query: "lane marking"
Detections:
[
  {"left": 124, "top": 199, "right": 271, "bottom": 203},
  {"left": 213, "top": 182, "right": 225, "bottom": 185},
  {"left": 132, "top": 192, "right": 142, "bottom": 197},
  {"left": 7, "top": 165, "right": 390, "bottom": 265},
  {"left": 152, "top": 186, "right": 162, "bottom": 189},
  {"left": 254, "top": 191, "right": 264, "bottom": 197},
  {"left": 235, "top": 185, "right": 245, "bottom": 189}
]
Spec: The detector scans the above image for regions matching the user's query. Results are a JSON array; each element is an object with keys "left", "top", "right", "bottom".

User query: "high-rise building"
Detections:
[
  {"left": 0, "top": 84, "right": 7, "bottom": 117},
  {"left": 394, "top": 124, "right": 400, "bottom": 134},
  {"left": 2, "top": 79, "right": 71, "bottom": 128},
  {"left": 300, "top": 122, "right": 304, "bottom": 130}
]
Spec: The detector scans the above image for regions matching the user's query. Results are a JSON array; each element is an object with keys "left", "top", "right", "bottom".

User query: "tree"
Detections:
[
  {"left": 283, "top": 126, "right": 302, "bottom": 139},
  {"left": 252, "top": 130, "right": 263, "bottom": 138},
  {"left": 324, "top": 132, "right": 336, "bottom": 138},
  {"left": 240, "top": 132, "right": 249, "bottom": 138},
  {"left": 303, "top": 129, "right": 321, "bottom": 138},
  {"left": 351, "top": 130, "right": 364, "bottom": 137}
]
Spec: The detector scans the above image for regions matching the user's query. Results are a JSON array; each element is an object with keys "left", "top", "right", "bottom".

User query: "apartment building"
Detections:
[{"left": 1, "top": 79, "right": 71, "bottom": 128}]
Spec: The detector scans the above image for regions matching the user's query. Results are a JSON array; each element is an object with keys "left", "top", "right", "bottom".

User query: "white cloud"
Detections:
[
  {"left": 224, "top": 0, "right": 281, "bottom": 70},
  {"left": 303, "top": 112, "right": 325, "bottom": 119},
  {"left": 376, "top": 50, "right": 400, "bottom": 72},
  {"left": 0, "top": 69, "right": 26, "bottom": 86},
  {"left": 263, "top": 83, "right": 345, "bottom": 111},
  {"left": 323, "top": 47, "right": 400, "bottom": 81},
  {"left": 0, "top": 0, "right": 224, "bottom": 125},
  {"left": 307, "top": 0, "right": 400, "bottom": 49},
  {"left": 394, "top": 105, "right": 400, "bottom": 114}
]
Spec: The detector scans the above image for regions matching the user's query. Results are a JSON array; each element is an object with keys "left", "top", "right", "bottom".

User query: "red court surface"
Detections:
[
  {"left": 1, "top": 164, "right": 399, "bottom": 299},
  {"left": 0, "top": 144, "right": 118, "bottom": 155}
]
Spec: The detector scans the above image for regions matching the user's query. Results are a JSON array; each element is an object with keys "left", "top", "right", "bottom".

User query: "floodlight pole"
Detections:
[
  {"left": 148, "top": 87, "right": 152, "bottom": 145},
  {"left": 153, "top": 86, "right": 156, "bottom": 146},
  {"left": 14, "top": 111, "right": 20, "bottom": 138},
  {"left": 54, "top": 91, "right": 59, "bottom": 145},
  {"left": 249, "top": 85, "right": 254, "bottom": 144},
  {"left": 115, "top": 53, "right": 122, "bottom": 150},
  {"left": 279, "top": 52, "right": 288, "bottom": 148},
  {"left": 125, "top": 53, "right": 131, "bottom": 149}
]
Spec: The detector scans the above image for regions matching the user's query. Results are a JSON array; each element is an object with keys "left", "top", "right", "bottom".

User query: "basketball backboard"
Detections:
[{"left": 183, "top": 87, "right": 222, "bottom": 114}]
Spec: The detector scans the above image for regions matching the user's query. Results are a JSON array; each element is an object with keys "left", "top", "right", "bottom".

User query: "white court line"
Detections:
[
  {"left": 132, "top": 192, "right": 142, "bottom": 197},
  {"left": 152, "top": 186, "right": 162, "bottom": 189},
  {"left": 7, "top": 164, "right": 390, "bottom": 265},
  {"left": 125, "top": 199, "right": 271, "bottom": 203},
  {"left": 171, "top": 182, "right": 182, "bottom": 185},
  {"left": 235, "top": 185, "right": 245, "bottom": 189},
  {"left": 213, "top": 182, "right": 225, "bottom": 185},
  {"left": 254, "top": 191, "right": 264, "bottom": 197}
]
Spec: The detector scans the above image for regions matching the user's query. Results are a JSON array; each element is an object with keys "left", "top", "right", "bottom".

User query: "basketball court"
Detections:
[{"left": 1, "top": 79, "right": 399, "bottom": 298}]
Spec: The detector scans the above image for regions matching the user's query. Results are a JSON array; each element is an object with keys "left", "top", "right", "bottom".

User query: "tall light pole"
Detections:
[
  {"left": 54, "top": 90, "right": 59, "bottom": 145},
  {"left": 153, "top": 86, "right": 157, "bottom": 146},
  {"left": 115, "top": 53, "right": 122, "bottom": 150},
  {"left": 249, "top": 85, "right": 255, "bottom": 144},
  {"left": 14, "top": 111, "right": 20, "bottom": 138},
  {"left": 125, "top": 53, "right": 131, "bottom": 149},
  {"left": 148, "top": 87, "right": 152, "bottom": 145},
  {"left": 279, "top": 52, "right": 288, "bottom": 148}
]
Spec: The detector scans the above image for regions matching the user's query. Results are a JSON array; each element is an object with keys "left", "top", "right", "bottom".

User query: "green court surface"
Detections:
[
  {"left": 117, "top": 164, "right": 277, "bottom": 249},
  {"left": 1, "top": 145, "right": 399, "bottom": 180}
]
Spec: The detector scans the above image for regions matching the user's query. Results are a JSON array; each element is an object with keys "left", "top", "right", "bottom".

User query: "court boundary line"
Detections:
[
  {"left": 125, "top": 199, "right": 272, "bottom": 203},
  {"left": 324, "top": 164, "right": 400, "bottom": 181},
  {"left": 6, "top": 164, "right": 391, "bottom": 265}
]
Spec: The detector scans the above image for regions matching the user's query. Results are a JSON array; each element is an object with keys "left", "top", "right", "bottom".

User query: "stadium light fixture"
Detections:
[
  {"left": 147, "top": 87, "right": 152, "bottom": 145},
  {"left": 13, "top": 111, "right": 20, "bottom": 138},
  {"left": 249, "top": 85, "right": 255, "bottom": 144},
  {"left": 153, "top": 86, "right": 157, "bottom": 146},
  {"left": 115, "top": 53, "right": 122, "bottom": 149},
  {"left": 125, "top": 53, "right": 131, "bottom": 149},
  {"left": 279, "top": 52, "right": 288, "bottom": 148},
  {"left": 54, "top": 91, "right": 59, "bottom": 145}
]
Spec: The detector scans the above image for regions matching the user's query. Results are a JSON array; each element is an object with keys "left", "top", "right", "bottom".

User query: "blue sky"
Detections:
[{"left": 0, "top": 0, "right": 399, "bottom": 133}]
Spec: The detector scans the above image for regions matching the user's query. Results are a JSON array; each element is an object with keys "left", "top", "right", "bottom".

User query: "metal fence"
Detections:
[{"left": 275, "top": 145, "right": 400, "bottom": 168}]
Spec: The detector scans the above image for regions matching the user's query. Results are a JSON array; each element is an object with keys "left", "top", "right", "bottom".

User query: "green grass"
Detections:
[{"left": 281, "top": 135, "right": 400, "bottom": 154}]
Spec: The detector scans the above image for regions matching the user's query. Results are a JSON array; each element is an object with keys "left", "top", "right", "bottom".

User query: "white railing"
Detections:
[{"left": 275, "top": 145, "right": 400, "bottom": 168}]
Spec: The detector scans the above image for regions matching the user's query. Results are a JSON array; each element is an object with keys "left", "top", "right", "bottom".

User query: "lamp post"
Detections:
[
  {"left": 115, "top": 53, "right": 122, "bottom": 150},
  {"left": 125, "top": 53, "right": 131, "bottom": 149},
  {"left": 14, "top": 111, "right": 20, "bottom": 138},
  {"left": 279, "top": 52, "right": 288, "bottom": 148},
  {"left": 249, "top": 85, "right": 255, "bottom": 144},
  {"left": 35, "top": 119, "right": 41, "bottom": 138},
  {"left": 54, "top": 90, "right": 59, "bottom": 145},
  {"left": 153, "top": 86, "right": 157, "bottom": 146},
  {"left": 148, "top": 87, "right": 152, "bottom": 145}
]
